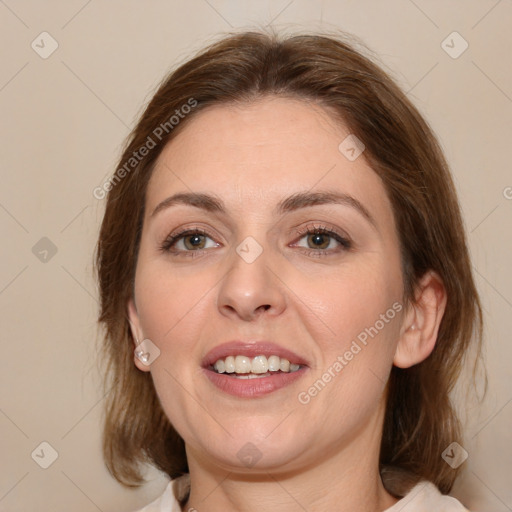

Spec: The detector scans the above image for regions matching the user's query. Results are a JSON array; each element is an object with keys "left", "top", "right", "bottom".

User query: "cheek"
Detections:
[
  {"left": 133, "top": 258, "right": 213, "bottom": 438},
  {"left": 134, "top": 246, "right": 403, "bottom": 360},
  {"left": 134, "top": 256, "right": 214, "bottom": 345},
  {"left": 306, "top": 261, "right": 403, "bottom": 344},
  {"left": 297, "top": 267, "right": 402, "bottom": 427},
  {"left": 299, "top": 260, "right": 403, "bottom": 415}
]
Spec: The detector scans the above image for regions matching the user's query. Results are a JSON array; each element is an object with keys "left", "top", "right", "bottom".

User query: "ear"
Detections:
[
  {"left": 127, "top": 297, "right": 151, "bottom": 373},
  {"left": 393, "top": 270, "right": 447, "bottom": 368}
]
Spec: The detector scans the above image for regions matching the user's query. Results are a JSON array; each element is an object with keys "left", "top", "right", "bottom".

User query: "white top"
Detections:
[{"left": 132, "top": 477, "right": 469, "bottom": 511}]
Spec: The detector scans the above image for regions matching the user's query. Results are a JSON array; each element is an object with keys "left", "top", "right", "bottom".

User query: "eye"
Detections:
[
  {"left": 160, "top": 228, "right": 219, "bottom": 255},
  {"left": 159, "top": 224, "right": 352, "bottom": 258},
  {"left": 292, "top": 224, "right": 352, "bottom": 255}
]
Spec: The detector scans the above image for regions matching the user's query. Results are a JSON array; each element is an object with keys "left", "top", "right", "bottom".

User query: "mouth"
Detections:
[
  {"left": 202, "top": 341, "right": 309, "bottom": 397},
  {"left": 209, "top": 354, "right": 303, "bottom": 378}
]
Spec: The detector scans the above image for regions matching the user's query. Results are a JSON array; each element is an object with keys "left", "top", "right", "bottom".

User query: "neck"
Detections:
[{"left": 182, "top": 402, "right": 399, "bottom": 512}]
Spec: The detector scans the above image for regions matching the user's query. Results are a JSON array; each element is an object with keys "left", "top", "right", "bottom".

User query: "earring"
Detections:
[
  {"left": 134, "top": 336, "right": 158, "bottom": 366},
  {"left": 134, "top": 337, "right": 147, "bottom": 362}
]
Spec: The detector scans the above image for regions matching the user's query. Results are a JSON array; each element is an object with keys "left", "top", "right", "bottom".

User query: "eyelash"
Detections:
[
  {"left": 159, "top": 224, "right": 352, "bottom": 258},
  {"left": 159, "top": 228, "right": 212, "bottom": 258},
  {"left": 294, "top": 224, "right": 352, "bottom": 256}
]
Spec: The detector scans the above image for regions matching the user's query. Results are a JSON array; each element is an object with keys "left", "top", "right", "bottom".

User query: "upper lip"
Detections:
[{"left": 202, "top": 341, "right": 310, "bottom": 369}]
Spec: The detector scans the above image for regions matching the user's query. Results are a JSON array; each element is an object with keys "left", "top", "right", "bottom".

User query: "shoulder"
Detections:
[
  {"left": 384, "top": 480, "right": 470, "bottom": 512},
  {"left": 129, "top": 480, "right": 182, "bottom": 512},
  {"left": 130, "top": 477, "right": 469, "bottom": 512}
]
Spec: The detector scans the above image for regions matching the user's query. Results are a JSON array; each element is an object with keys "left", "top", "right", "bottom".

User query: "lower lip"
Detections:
[{"left": 203, "top": 368, "right": 307, "bottom": 398}]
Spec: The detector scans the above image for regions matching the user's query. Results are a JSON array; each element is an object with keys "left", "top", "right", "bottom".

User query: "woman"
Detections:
[{"left": 95, "top": 30, "right": 484, "bottom": 511}]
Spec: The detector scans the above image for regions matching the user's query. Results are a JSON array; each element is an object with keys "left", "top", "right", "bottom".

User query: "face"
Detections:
[{"left": 128, "top": 96, "right": 407, "bottom": 474}]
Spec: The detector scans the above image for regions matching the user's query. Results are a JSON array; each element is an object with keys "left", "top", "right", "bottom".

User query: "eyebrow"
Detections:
[{"left": 151, "top": 190, "right": 377, "bottom": 229}]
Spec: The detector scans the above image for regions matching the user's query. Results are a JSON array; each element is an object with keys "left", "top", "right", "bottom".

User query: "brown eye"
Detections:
[
  {"left": 160, "top": 229, "right": 218, "bottom": 254},
  {"left": 182, "top": 233, "right": 207, "bottom": 250},
  {"left": 306, "top": 232, "right": 331, "bottom": 250},
  {"left": 293, "top": 225, "right": 352, "bottom": 255}
]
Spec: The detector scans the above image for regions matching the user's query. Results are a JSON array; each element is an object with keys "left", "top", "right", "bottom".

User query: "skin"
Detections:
[{"left": 127, "top": 96, "right": 447, "bottom": 512}]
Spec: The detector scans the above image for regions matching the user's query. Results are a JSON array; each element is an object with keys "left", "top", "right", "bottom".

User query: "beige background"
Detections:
[{"left": 1, "top": 1, "right": 511, "bottom": 511}]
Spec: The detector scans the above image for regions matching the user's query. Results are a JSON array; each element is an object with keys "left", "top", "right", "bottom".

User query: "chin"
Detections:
[
  {"left": 202, "top": 443, "right": 305, "bottom": 475},
  {"left": 190, "top": 425, "right": 308, "bottom": 473}
]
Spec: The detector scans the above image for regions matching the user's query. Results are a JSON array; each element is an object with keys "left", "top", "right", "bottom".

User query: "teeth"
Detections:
[
  {"left": 224, "top": 356, "right": 235, "bottom": 373},
  {"left": 213, "top": 359, "right": 225, "bottom": 373},
  {"left": 234, "top": 373, "right": 271, "bottom": 379},
  {"left": 234, "top": 355, "right": 252, "bottom": 374},
  {"left": 211, "top": 354, "right": 302, "bottom": 375},
  {"left": 280, "top": 358, "right": 290, "bottom": 372},
  {"left": 251, "top": 355, "right": 268, "bottom": 374},
  {"left": 268, "top": 355, "right": 281, "bottom": 372}
]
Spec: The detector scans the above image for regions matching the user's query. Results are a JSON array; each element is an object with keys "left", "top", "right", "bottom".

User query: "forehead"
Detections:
[{"left": 147, "top": 96, "right": 394, "bottom": 229}]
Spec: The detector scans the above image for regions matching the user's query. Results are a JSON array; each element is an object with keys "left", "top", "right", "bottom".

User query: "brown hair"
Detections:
[{"left": 94, "top": 29, "right": 484, "bottom": 496}]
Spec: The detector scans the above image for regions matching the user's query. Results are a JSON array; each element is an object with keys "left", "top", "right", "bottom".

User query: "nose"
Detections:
[{"left": 217, "top": 244, "right": 287, "bottom": 322}]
